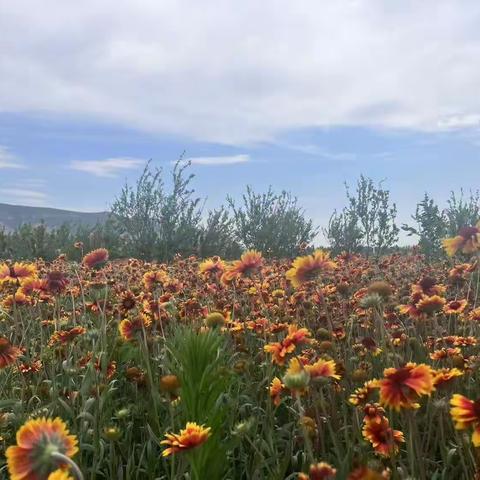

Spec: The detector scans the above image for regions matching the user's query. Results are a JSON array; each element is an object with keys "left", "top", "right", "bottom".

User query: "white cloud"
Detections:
[
  {"left": 187, "top": 154, "right": 250, "bottom": 165},
  {"left": 0, "top": 146, "right": 23, "bottom": 169},
  {"left": 1, "top": 2, "right": 480, "bottom": 144},
  {"left": 0, "top": 188, "right": 49, "bottom": 206},
  {"left": 70, "top": 158, "right": 145, "bottom": 177}
]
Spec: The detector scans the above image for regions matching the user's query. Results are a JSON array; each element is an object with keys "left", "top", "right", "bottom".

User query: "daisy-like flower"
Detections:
[
  {"left": 433, "top": 368, "right": 463, "bottom": 388},
  {"left": 118, "top": 316, "right": 151, "bottom": 341},
  {"left": 298, "top": 462, "right": 337, "bottom": 479},
  {"left": 48, "top": 327, "right": 87, "bottom": 347},
  {"left": 82, "top": 248, "right": 109, "bottom": 269},
  {"left": 0, "top": 337, "right": 21, "bottom": 369},
  {"left": 468, "top": 307, "right": 480, "bottom": 322},
  {"left": 45, "top": 271, "right": 69, "bottom": 295},
  {"left": 305, "top": 358, "right": 341, "bottom": 381},
  {"left": 161, "top": 422, "right": 211, "bottom": 457},
  {"left": 6, "top": 417, "right": 78, "bottom": 480},
  {"left": 264, "top": 324, "right": 311, "bottom": 365},
  {"left": 450, "top": 394, "right": 480, "bottom": 446},
  {"left": 362, "top": 416, "right": 404, "bottom": 457},
  {"left": 349, "top": 381, "right": 379, "bottom": 407},
  {"left": 443, "top": 222, "right": 480, "bottom": 256},
  {"left": 286, "top": 250, "right": 336, "bottom": 289},
  {"left": 199, "top": 256, "right": 225, "bottom": 277},
  {"left": 0, "top": 262, "right": 37, "bottom": 284},
  {"left": 269, "top": 377, "right": 284, "bottom": 406},
  {"left": 416, "top": 295, "right": 446, "bottom": 315},
  {"left": 443, "top": 299, "right": 468, "bottom": 316},
  {"left": 224, "top": 250, "right": 263, "bottom": 281},
  {"left": 377, "top": 363, "right": 434, "bottom": 411},
  {"left": 143, "top": 270, "right": 169, "bottom": 291}
]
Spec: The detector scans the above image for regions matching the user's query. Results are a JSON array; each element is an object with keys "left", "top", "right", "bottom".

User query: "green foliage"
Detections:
[
  {"left": 402, "top": 193, "right": 446, "bottom": 259},
  {"left": 402, "top": 190, "right": 480, "bottom": 259},
  {"left": 324, "top": 208, "right": 362, "bottom": 255},
  {"left": 227, "top": 186, "right": 318, "bottom": 258},
  {"left": 198, "top": 206, "right": 241, "bottom": 258},
  {"left": 110, "top": 160, "right": 165, "bottom": 260},
  {"left": 444, "top": 189, "right": 480, "bottom": 236},
  {"left": 166, "top": 326, "right": 237, "bottom": 480},
  {"left": 326, "top": 175, "right": 399, "bottom": 256}
]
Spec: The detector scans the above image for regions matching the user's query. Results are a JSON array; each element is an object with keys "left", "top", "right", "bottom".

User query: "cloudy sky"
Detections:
[{"left": 1, "top": 1, "right": 480, "bottom": 239}]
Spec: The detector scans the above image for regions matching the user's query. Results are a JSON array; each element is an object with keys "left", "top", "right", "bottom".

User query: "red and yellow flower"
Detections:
[
  {"left": 161, "top": 422, "right": 211, "bottom": 456},
  {"left": 377, "top": 363, "right": 434, "bottom": 410},
  {"left": 443, "top": 222, "right": 480, "bottom": 256},
  {"left": 6, "top": 417, "right": 78, "bottom": 480},
  {"left": 450, "top": 394, "right": 480, "bottom": 446},
  {"left": 286, "top": 250, "right": 336, "bottom": 289},
  {"left": 0, "top": 337, "right": 21, "bottom": 369},
  {"left": 362, "top": 416, "right": 404, "bottom": 456}
]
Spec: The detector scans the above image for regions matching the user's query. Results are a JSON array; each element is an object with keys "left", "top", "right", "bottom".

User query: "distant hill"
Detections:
[{"left": 0, "top": 203, "right": 109, "bottom": 231}]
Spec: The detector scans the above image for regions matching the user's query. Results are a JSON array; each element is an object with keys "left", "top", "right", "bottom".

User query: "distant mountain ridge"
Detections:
[{"left": 0, "top": 203, "right": 109, "bottom": 231}]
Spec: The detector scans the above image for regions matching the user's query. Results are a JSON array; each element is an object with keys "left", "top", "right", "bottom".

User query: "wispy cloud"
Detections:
[
  {"left": 0, "top": 188, "right": 49, "bottom": 206},
  {"left": 0, "top": 146, "right": 24, "bottom": 169},
  {"left": 187, "top": 154, "right": 250, "bottom": 166},
  {"left": 70, "top": 157, "right": 146, "bottom": 177}
]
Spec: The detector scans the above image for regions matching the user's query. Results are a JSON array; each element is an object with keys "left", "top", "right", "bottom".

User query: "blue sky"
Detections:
[{"left": 1, "top": 1, "right": 480, "bottom": 242}]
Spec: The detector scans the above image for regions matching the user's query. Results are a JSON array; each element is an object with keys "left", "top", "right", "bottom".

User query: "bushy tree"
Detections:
[
  {"left": 326, "top": 175, "right": 399, "bottom": 256},
  {"left": 324, "top": 207, "right": 362, "bottom": 255},
  {"left": 111, "top": 161, "right": 164, "bottom": 259},
  {"left": 444, "top": 189, "right": 480, "bottom": 236},
  {"left": 227, "top": 186, "right": 318, "bottom": 258},
  {"left": 198, "top": 207, "right": 241, "bottom": 258},
  {"left": 111, "top": 159, "right": 203, "bottom": 260},
  {"left": 401, "top": 193, "right": 446, "bottom": 259}
]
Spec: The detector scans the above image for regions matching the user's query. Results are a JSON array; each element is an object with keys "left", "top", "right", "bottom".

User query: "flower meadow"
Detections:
[{"left": 0, "top": 224, "right": 480, "bottom": 479}]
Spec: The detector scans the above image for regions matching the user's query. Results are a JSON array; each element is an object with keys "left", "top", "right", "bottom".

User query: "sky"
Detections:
[{"left": 1, "top": 1, "right": 480, "bottom": 242}]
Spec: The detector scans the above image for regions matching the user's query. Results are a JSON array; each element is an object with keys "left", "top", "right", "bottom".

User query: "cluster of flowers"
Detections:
[{"left": 1, "top": 219, "right": 480, "bottom": 478}]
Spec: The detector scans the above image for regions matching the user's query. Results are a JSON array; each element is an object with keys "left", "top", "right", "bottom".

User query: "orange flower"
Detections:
[
  {"left": 349, "top": 381, "right": 379, "bottom": 407},
  {"left": 0, "top": 262, "right": 37, "bottom": 284},
  {"left": 305, "top": 358, "right": 341, "bottom": 381},
  {"left": 224, "top": 250, "right": 263, "bottom": 280},
  {"left": 286, "top": 250, "right": 336, "bottom": 288},
  {"left": 433, "top": 368, "right": 463, "bottom": 388},
  {"left": 143, "top": 270, "right": 168, "bottom": 291},
  {"left": 416, "top": 295, "right": 446, "bottom": 314},
  {"left": 6, "top": 417, "right": 78, "bottom": 480},
  {"left": 82, "top": 248, "right": 109, "bottom": 269},
  {"left": 48, "top": 470, "right": 73, "bottom": 480},
  {"left": 119, "top": 316, "right": 151, "bottom": 341},
  {"left": 48, "top": 327, "right": 87, "bottom": 347},
  {"left": 2, "top": 291, "right": 30, "bottom": 309},
  {"left": 377, "top": 363, "right": 434, "bottom": 411},
  {"left": 299, "top": 462, "right": 337, "bottom": 479},
  {"left": 269, "top": 377, "right": 284, "bottom": 406},
  {"left": 468, "top": 307, "right": 480, "bottom": 322},
  {"left": 264, "top": 324, "right": 311, "bottom": 365},
  {"left": 199, "top": 256, "right": 225, "bottom": 277},
  {"left": 0, "top": 337, "right": 21, "bottom": 368},
  {"left": 443, "top": 222, "right": 480, "bottom": 256},
  {"left": 362, "top": 416, "right": 404, "bottom": 456},
  {"left": 161, "top": 422, "right": 211, "bottom": 456},
  {"left": 450, "top": 394, "right": 480, "bottom": 446},
  {"left": 443, "top": 299, "right": 468, "bottom": 315}
]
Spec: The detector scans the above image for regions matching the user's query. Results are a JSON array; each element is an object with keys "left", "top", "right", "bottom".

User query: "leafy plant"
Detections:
[{"left": 227, "top": 186, "right": 318, "bottom": 258}]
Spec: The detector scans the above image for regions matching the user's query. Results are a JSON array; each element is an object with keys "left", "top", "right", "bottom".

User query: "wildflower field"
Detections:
[{"left": 1, "top": 225, "right": 480, "bottom": 479}]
